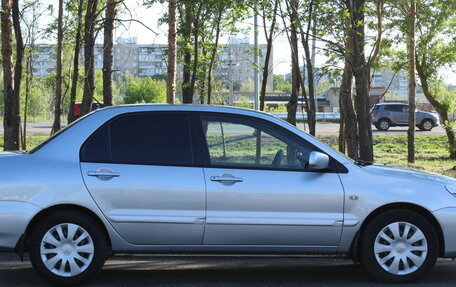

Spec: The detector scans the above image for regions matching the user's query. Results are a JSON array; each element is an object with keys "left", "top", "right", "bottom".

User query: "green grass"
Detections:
[
  {"left": 1, "top": 135, "right": 455, "bottom": 178},
  {"left": 0, "top": 136, "right": 48, "bottom": 151},
  {"left": 318, "top": 135, "right": 456, "bottom": 178}
]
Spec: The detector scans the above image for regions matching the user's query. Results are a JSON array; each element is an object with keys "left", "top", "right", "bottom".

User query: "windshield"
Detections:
[{"left": 28, "top": 112, "right": 95, "bottom": 153}]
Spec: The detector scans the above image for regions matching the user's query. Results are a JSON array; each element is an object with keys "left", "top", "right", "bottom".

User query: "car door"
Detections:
[
  {"left": 397, "top": 105, "right": 409, "bottom": 124},
  {"left": 80, "top": 112, "right": 206, "bottom": 245},
  {"left": 199, "top": 113, "right": 345, "bottom": 247}
]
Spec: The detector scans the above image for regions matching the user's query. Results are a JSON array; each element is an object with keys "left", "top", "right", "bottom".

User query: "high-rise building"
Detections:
[
  {"left": 31, "top": 37, "right": 273, "bottom": 91},
  {"left": 215, "top": 38, "right": 273, "bottom": 90}
]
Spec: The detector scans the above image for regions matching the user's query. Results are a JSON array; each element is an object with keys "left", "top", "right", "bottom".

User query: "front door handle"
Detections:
[
  {"left": 210, "top": 176, "right": 243, "bottom": 183},
  {"left": 87, "top": 170, "right": 120, "bottom": 178}
]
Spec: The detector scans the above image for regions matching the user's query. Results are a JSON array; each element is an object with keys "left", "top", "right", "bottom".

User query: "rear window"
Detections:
[{"left": 81, "top": 113, "right": 194, "bottom": 166}]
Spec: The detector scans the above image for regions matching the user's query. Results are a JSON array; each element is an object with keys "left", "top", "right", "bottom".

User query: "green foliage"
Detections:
[
  {"left": 268, "top": 104, "right": 287, "bottom": 113},
  {"left": 122, "top": 75, "right": 166, "bottom": 104},
  {"left": 235, "top": 96, "right": 253, "bottom": 109},
  {"left": 273, "top": 75, "right": 291, "bottom": 94}
]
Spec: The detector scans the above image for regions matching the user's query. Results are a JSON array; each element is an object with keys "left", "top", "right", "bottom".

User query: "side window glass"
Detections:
[
  {"left": 81, "top": 125, "right": 110, "bottom": 162},
  {"left": 81, "top": 113, "right": 193, "bottom": 166},
  {"left": 385, "top": 105, "right": 403, "bottom": 112},
  {"left": 202, "top": 116, "right": 313, "bottom": 170}
]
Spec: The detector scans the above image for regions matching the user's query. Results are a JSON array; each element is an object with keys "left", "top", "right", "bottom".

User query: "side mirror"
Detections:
[{"left": 308, "top": 151, "right": 329, "bottom": 170}]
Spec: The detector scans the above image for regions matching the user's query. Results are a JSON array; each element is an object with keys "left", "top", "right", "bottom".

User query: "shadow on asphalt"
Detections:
[{"left": 1, "top": 255, "right": 456, "bottom": 286}]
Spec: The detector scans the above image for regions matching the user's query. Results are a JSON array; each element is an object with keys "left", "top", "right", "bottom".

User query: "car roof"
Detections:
[
  {"left": 376, "top": 103, "right": 408, "bottom": 106},
  {"left": 95, "top": 104, "right": 274, "bottom": 117}
]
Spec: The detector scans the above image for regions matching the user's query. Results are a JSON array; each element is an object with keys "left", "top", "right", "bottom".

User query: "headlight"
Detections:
[{"left": 446, "top": 185, "right": 456, "bottom": 196}]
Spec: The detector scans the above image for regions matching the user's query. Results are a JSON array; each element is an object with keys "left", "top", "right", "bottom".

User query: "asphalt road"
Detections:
[
  {"left": 0, "top": 122, "right": 447, "bottom": 137},
  {"left": 1, "top": 253, "right": 456, "bottom": 286}
]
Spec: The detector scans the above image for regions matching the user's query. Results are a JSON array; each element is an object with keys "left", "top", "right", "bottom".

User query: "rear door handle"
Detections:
[
  {"left": 87, "top": 171, "right": 120, "bottom": 178},
  {"left": 210, "top": 176, "right": 243, "bottom": 183}
]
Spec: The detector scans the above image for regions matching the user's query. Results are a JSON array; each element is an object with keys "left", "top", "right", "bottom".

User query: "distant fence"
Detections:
[{"left": 271, "top": 112, "right": 341, "bottom": 120}]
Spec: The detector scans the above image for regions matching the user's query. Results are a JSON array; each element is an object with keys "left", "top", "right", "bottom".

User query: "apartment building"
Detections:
[
  {"left": 31, "top": 37, "right": 273, "bottom": 90},
  {"left": 215, "top": 38, "right": 273, "bottom": 90}
]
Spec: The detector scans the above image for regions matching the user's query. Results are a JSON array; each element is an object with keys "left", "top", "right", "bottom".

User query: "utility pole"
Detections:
[
  {"left": 229, "top": 50, "right": 234, "bottom": 105},
  {"left": 253, "top": 7, "right": 259, "bottom": 111}
]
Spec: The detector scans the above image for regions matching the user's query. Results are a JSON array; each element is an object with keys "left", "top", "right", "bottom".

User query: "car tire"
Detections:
[
  {"left": 376, "top": 119, "right": 390, "bottom": 131},
  {"left": 360, "top": 209, "right": 438, "bottom": 283},
  {"left": 419, "top": 119, "right": 434, "bottom": 131},
  {"left": 29, "top": 211, "right": 107, "bottom": 286}
]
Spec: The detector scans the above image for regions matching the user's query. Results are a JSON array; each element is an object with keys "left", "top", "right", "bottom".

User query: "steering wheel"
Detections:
[{"left": 272, "top": 149, "right": 284, "bottom": 167}]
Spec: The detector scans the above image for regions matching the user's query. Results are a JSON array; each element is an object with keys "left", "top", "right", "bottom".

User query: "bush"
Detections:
[{"left": 123, "top": 76, "right": 166, "bottom": 104}]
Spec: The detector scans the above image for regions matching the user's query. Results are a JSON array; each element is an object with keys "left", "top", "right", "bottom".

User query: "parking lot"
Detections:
[{"left": 1, "top": 253, "right": 456, "bottom": 286}]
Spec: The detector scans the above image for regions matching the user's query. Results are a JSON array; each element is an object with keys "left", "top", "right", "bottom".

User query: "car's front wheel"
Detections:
[
  {"left": 419, "top": 119, "right": 434, "bottom": 131},
  {"left": 360, "top": 209, "right": 438, "bottom": 283},
  {"left": 29, "top": 211, "right": 107, "bottom": 286}
]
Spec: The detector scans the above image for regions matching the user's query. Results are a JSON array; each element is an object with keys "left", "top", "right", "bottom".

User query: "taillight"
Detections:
[{"left": 372, "top": 112, "right": 378, "bottom": 116}]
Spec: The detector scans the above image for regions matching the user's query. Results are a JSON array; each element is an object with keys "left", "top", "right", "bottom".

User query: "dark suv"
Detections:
[{"left": 371, "top": 103, "right": 439, "bottom": 131}]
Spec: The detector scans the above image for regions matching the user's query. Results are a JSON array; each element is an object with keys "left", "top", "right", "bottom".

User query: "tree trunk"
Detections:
[
  {"left": 339, "top": 59, "right": 359, "bottom": 159},
  {"left": 68, "top": 0, "right": 84, "bottom": 124},
  {"left": 82, "top": 0, "right": 99, "bottom": 115},
  {"left": 286, "top": 0, "right": 300, "bottom": 126},
  {"left": 288, "top": 0, "right": 316, "bottom": 134},
  {"left": 407, "top": 1, "right": 416, "bottom": 163},
  {"left": 189, "top": 3, "right": 204, "bottom": 101},
  {"left": 339, "top": 29, "right": 359, "bottom": 159},
  {"left": 259, "top": 0, "right": 278, "bottom": 112},
  {"left": 347, "top": 0, "right": 373, "bottom": 162},
  {"left": 103, "top": 0, "right": 116, "bottom": 107},
  {"left": 51, "top": 0, "right": 64, "bottom": 135},
  {"left": 181, "top": 3, "right": 192, "bottom": 104},
  {"left": 12, "top": 0, "right": 23, "bottom": 147},
  {"left": 416, "top": 57, "right": 456, "bottom": 159},
  {"left": 207, "top": 6, "right": 223, "bottom": 105},
  {"left": 23, "top": 47, "right": 33, "bottom": 150},
  {"left": 2, "top": 0, "right": 19, "bottom": 150},
  {"left": 167, "top": 0, "right": 177, "bottom": 104},
  {"left": 294, "top": 0, "right": 316, "bottom": 135},
  {"left": 339, "top": 105, "right": 345, "bottom": 154}
]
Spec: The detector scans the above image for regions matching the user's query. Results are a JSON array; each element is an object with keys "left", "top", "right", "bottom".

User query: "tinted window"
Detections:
[
  {"left": 384, "top": 105, "right": 405, "bottom": 112},
  {"left": 81, "top": 113, "right": 193, "bottom": 166},
  {"left": 81, "top": 125, "right": 110, "bottom": 162},
  {"left": 202, "top": 115, "right": 314, "bottom": 170}
]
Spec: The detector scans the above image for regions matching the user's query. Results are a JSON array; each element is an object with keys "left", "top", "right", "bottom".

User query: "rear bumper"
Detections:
[
  {"left": 0, "top": 201, "right": 41, "bottom": 252},
  {"left": 433, "top": 207, "right": 456, "bottom": 257}
]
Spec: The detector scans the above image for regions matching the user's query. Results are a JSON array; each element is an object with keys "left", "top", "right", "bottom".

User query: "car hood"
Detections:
[
  {"left": 363, "top": 163, "right": 456, "bottom": 186},
  {"left": 417, "top": 111, "right": 438, "bottom": 117}
]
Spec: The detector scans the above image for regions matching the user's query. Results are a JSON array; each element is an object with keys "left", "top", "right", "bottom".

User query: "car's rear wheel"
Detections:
[
  {"left": 360, "top": 209, "right": 438, "bottom": 283},
  {"left": 376, "top": 119, "right": 390, "bottom": 131},
  {"left": 29, "top": 211, "right": 107, "bottom": 286},
  {"left": 419, "top": 119, "right": 434, "bottom": 131}
]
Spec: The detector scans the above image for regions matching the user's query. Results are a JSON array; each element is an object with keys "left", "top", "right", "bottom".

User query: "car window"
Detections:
[
  {"left": 384, "top": 105, "right": 405, "bottom": 112},
  {"left": 81, "top": 113, "right": 193, "bottom": 166},
  {"left": 201, "top": 115, "right": 314, "bottom": 170}
]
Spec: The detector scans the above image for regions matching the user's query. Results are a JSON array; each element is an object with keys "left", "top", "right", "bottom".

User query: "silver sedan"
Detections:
[{"left": 1, "top": 105, "right": 456, "bottom": 285}]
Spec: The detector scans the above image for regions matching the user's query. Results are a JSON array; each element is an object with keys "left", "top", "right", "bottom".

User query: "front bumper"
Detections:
[
  {"left": 433, "top": 207, "right": 456, "bottom": 257},
  {"left": 0, "top": 201, "right": 41, "bottom": 251}
]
